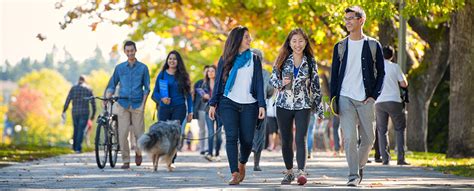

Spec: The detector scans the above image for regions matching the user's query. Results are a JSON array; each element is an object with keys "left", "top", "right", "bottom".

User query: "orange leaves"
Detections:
[
  {"left": 8, "top": 87, "right": 46, "bottom": 124},
  {"left": 89, "top": 22, "right": 99, "bottom": 31}
]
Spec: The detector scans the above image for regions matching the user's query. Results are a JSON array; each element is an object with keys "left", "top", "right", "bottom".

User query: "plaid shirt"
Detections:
[{"left": 63, "top": 83, "right": 96, "bottom": 118}]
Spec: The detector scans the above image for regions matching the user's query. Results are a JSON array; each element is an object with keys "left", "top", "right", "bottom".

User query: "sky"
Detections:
[{"left": 0, "top": 0, "right": 168, "bottom": 66}]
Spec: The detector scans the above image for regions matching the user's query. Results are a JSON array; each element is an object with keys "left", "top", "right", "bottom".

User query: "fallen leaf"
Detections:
[{"left": 368, "top": 182, "right": 384, "bottom": 187}]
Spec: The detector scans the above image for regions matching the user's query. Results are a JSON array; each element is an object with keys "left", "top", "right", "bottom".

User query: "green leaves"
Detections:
[{"left": 57, "top": 0, "right": 464, "bottom": 79}]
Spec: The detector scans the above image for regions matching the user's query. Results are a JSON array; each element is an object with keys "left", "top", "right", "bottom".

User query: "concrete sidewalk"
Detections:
[{"left": 0, "top": 150, "right": 472, "bottom": 190}]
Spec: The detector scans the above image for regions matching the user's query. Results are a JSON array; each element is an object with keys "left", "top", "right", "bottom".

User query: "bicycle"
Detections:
[{"left": 84, "top": 96, "right": 124, "bottom": 169}]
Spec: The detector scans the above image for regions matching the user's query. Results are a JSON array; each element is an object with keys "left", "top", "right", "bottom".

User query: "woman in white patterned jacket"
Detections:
[{"left": 270, "top": 28, "right": 323, "bottom": 185}]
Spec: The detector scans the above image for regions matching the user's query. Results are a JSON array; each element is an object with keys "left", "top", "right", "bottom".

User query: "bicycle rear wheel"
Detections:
[
  {"left": 95, "top": 123, "right": 108, "bottom": 169},
  {"left": 109, "top": 118, "right": 120, "bottom": 168}
]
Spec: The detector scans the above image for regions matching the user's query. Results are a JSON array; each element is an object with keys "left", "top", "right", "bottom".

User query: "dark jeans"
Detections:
[
  {"left": 159, "top": 104, "right": 187, "bottom": 123},
  {"left": 205, "top": 113, "right": 223, "bottom": 156},
  {"left": 72, "top": 114, "right": 88, "bottom": 152},
  {"left": 276, "top": 107, "right": 311, "bottom": 170},
  {"left": 159, "top": 103, "right": 187, "bottom": 163},
  {"left": 218, "top": 97, "right": 258, "bottom": 173},
  {"left": 252, "top": 117, "right": 266, "bottom": 153},
  {"left": 333, "top": 116, "right": 341, "bottom": 152}
]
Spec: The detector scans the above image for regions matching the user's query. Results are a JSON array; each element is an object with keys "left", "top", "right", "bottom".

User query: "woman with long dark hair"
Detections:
[
  {"left": 201, "top": 65, "right": 223, "bottom": 162},
  {"left": 208, "top": 26, "right": 266, "bottom": 185},
  {"left": 151, "top": 50, "right": 193, "bottom": 170},
  {"left": 270, "top": 28, "right": 323, "bottom": 185}
]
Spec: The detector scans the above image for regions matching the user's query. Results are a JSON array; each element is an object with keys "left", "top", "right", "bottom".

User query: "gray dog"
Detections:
[{"left": 137, "top": 120, "right": 182, "bottom": 172}]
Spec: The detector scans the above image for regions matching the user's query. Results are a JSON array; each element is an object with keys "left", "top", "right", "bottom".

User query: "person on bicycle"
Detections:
[
  {"left": 62, "top": 75, "right": 96, "bottom": 154},
  {"left": 105, "top": 40, "right": 151, "bottom": 169}
]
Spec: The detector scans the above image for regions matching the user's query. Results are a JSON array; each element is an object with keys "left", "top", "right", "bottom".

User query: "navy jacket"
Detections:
[
  {"left": 330, "top": 38, "right": 385, "bottom": 101},
  {"left": 209, "top": 54, "right": 266, "bottom": 108}
]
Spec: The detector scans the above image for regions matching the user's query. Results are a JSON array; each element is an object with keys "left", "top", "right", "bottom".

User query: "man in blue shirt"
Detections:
[{"left": 106, "top": 41, "right": 150, "bottom": 169}]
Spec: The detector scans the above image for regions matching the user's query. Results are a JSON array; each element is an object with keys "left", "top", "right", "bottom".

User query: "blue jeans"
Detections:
[
  {"left": 218, "top": 97, "right": 258, "bottom": 173},
  {"left": 307, "top": 113, "right": 316, "bottom": 154},
  {"left": 159, "top": 103, "right": 187, "bottom": 163},
  {"left": 205, "top": 114, "right": 223, "bottom": 156},
  {"left": 72, "top": 114, "right": 88, "bottom": 152},
  {"left": 159, "top": 104, "right": 187, "bottom": 123}
]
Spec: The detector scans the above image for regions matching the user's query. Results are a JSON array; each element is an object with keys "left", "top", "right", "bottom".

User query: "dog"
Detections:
[{"left": 137, "top": 120, "right": 182, "bottom": 172}]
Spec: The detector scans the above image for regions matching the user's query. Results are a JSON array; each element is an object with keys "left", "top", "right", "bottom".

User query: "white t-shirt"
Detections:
[
  {"left": 226, "top": 56, "right": 257, "bottom": 104},
  {"left": 376, "top": 60, "right": 406, "bottom": 103},
  {"left": 340, "top": 38, "right": 366, "bottom": 101}
]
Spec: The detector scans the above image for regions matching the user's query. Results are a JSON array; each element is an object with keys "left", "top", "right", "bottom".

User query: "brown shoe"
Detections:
[
  {"left": 238, "top": 163, "right": 246, "bottom": 183},
  {"left": 228, "top": 172, "right": 240, "bottom": 185},
  {"left": 121, "top": 162, "right": 130, "bottom": 169},
  {"left": 135, "top": 154, "right": 142, "bottom": 166}
]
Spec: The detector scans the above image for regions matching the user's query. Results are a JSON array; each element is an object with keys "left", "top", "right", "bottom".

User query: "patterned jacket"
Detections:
[{"left": 270, "top": 54, "right": 323, "bottom": 118}]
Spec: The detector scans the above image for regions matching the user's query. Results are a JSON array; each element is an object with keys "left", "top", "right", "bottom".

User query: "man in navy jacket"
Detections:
[{"left": 330, "top": 6, "right": 385, "bottom": 187}]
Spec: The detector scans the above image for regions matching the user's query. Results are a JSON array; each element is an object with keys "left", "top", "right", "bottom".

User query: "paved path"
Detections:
[{"left": 0, "top": 150, "right": 472, "bottom": 190}]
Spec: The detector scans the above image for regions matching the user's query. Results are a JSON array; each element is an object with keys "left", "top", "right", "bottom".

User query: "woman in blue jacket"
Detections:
[
  {"left": 152, "top": 50, "right": 193, "bottom": 170},
  {"left": 208, "top": 26, "right": 266, "bottom": 185}
]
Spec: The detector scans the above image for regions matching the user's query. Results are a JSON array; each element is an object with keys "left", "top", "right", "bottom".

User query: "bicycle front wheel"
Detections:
[
  {"left": 109, "top": 118, "right": 120, "bottom": 168},
  {"left": 95, "top": 123, "right": 108, "bottom": 169}
]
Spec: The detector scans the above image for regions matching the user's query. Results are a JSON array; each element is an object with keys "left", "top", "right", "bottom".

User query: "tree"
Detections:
[
  {"left": 59, "top": 0, "right": 467, "bottom": 152},
  {"left": 13, "top": 69, "right": 72, "bottom": 145},
  {"left": 447, "top": 1, "right": 473, "bottom": 158},
  {"left": 7, "top": 87, "right": 46, "bottom": 125}
]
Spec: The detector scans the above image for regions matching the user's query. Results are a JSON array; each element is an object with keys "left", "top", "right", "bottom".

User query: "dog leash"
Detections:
[
  {"left": 181, "top": 125, "right": 223, "bottom": 141},
  {"left": 179, "top": 113, "right": 225, "bottom": 141}
]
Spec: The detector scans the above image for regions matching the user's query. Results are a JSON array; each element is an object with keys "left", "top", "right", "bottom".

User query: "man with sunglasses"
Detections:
[{"left": 330, "top": 6, "right": 385, "bottom": 186}]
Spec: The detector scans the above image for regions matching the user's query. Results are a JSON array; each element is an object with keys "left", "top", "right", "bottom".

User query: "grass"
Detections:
[
  {"left": 370, "top": 150, "right": 474, "bottom": 177},
  {"left": 0, "top": 144, "right": 94, "bottom": 166}
]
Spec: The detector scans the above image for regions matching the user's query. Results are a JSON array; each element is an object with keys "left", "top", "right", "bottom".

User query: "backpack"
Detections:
[
  {"left": 337, "top": 36, "right": 378, "bottom": 65},
  {"left": 331, "top": 36, "right": 379, "bottom": 116}
]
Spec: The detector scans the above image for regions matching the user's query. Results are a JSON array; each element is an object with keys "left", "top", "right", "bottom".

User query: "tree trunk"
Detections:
[
  {"left": 447, "top": 1, "right": 474, "bottom": 158},
  {"left": 378, "top": 19, "right": 397, "bottom": 47},
  {"left": 406, "top": 18, "right": 450, "bottom": 152}
]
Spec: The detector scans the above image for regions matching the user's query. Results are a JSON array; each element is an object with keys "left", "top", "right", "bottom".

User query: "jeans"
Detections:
[
  {"left": 72, "top": 114, "right": 88, "bottom": 152},
  {"left": 198, "top": 110, "right": 208, "bottom": 153},
  {"left": 159, "top": 104, "right": 187, "bottom": 123},
  {"left": 218, "top": 97, "right": 258, "bottom": 173},
  {"left": 205, "top": 113, "right": 223, "bottom": 156},
  {"left": 159, "top": 103, "right": 187, "bottom": 163},
  {"left": 252, "top": 117, "right": 266, "bottom": 153}
]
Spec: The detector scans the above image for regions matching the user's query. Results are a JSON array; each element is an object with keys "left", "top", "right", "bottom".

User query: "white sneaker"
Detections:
[
  {"left": 204, "top": 155, "right": 213, "bottom": 162},
  {"left": 214, "top": 156, "right": 221, "bottom": 162},
  {"left": 347, "top": 177, "right": 359, "bottom": 187}
]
